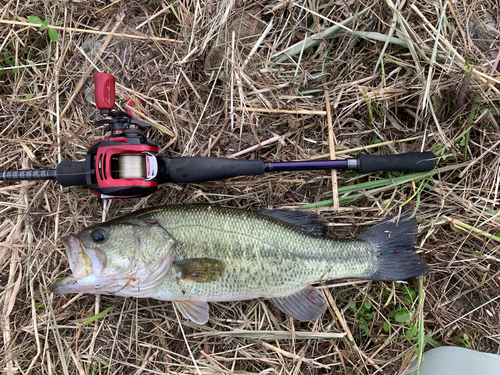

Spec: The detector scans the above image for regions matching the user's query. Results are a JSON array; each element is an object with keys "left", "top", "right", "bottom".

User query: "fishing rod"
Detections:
[{"left": 0, "top": 73, "right": 437, "bottom": 199}]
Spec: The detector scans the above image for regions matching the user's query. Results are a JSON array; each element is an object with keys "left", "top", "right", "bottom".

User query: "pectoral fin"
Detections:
[
  {"left": 269, "top": 286, "right": 327, "bottom": 321},
  {"left": 173, "top": 258, "right": 226, "bottom": 283},
  {"left": 174, "top": 300, "right": 209, "bottom": 324}
]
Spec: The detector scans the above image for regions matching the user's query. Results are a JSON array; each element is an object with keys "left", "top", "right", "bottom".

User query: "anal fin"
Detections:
[
  {"left": 174, "top": 300, "right": 209, "bottom": 324},
  {"left": 269, "top": 286, "right": 327, "bottom": 321}
]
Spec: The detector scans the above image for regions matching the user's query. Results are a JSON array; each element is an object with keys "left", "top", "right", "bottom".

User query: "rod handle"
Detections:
[
  {"left": 357, "top": 152, "right": 436, "bottom": 173},
  {"left": 167, "top": 157, "right": 265, "bottom": 183}
]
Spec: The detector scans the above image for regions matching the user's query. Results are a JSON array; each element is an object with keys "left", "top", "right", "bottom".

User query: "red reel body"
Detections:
[
  {"left": 89, "top": 73, "right": 159, "bottom": 198},
  {"left": 86, "top": 135, "right": 159, "bottom": 198}
]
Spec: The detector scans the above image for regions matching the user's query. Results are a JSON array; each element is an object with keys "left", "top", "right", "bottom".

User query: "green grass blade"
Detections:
[
  {"left": 416, "top": 276, "right": 425, "bottom": 366},
  {"left": 274, "top": 7, "right": 371, "bottom": 63},
  {"left": 352, "top": 31, "right": 407, "bottom": 47},
  {"left": 301, "top": 162, "right": 467, "bottom": 209},
  {"left": 75, "top": 305, "right": 115, "bottom": 326},
  {"left": 447, "top": 217, "right": 500, "bottom": 243},
  {"left": 424, "top": 335, "right": 443, "bottom": 348}
]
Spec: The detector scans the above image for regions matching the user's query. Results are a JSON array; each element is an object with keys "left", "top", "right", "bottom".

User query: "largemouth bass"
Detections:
[{"left": 50, "top": 205, "right": 429, "bottom": 324}]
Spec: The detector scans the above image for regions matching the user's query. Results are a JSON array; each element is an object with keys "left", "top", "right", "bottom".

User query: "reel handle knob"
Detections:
[{"left": 94, "top": 72, "right": 115, "bottom": 116}]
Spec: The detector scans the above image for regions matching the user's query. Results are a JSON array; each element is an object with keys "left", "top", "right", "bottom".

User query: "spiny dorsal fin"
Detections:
[
  {"left": 174, "top": 300, "right": 209, "bottom": 324},
  {"left": 173, "top": 258, "right": 226, "bottom": 283},
  {"left": 260, "top": 210, "right": 328, "bottom": 236},
  {"left": 269, "top": 286, "right": 327, "bottom": 321}
]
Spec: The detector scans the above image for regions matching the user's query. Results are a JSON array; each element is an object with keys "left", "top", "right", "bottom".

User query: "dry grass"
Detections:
[{"left": 1, "top": 0, "right": 500, "bottom": 374}]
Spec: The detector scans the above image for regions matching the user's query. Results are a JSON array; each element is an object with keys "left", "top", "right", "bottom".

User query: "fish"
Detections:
[{"left": 49, "top": 205, "right": 429, "bottom": 324}]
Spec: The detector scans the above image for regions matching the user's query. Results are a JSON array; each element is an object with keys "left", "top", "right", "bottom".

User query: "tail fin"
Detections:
[{"left": 358, "top": 211, "right": 429, "bottom": 281}]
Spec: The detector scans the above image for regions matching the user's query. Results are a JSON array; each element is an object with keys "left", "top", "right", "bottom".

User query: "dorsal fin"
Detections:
[{"left": 260, "top": 209, "right": 328, "bottom": 236}]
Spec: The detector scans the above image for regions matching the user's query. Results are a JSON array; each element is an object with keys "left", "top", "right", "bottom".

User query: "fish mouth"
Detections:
[
  {"left": 64, "top": 235, "right": 93, "bottom": 278},
  {"left": 62, "top": 236, "right": 77, "bottom": 272},
  {"left": 49, "top": 236, "right": 101, "bottom": 293}
]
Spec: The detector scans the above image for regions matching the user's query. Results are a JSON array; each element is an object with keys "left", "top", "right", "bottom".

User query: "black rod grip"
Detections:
[
  {"left": 56, "top": 161, "right": 87, "bottom": 187},
  {"left": 357, "top": 152, "right": 436, "bottom": 173},
  {"left": 168, "top": 157, "right": 265, "bottom": 183}
]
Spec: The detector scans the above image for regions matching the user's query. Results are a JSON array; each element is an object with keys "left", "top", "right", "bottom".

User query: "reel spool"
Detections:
[
  {"left": 117, "top": 154, "right": 148, "bottom": 179},
  {"left": 86, "top": 138, "right": 159, "bottom": 198}
]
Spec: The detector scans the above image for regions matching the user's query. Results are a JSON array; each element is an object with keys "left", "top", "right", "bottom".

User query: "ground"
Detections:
[{"left": 0, "top": 0, "right": 499, "bottom": 374}]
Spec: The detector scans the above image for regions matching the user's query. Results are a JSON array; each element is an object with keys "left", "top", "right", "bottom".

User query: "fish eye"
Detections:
[{"left": 91, "top": 228, "right": 108, "bottom": 244}]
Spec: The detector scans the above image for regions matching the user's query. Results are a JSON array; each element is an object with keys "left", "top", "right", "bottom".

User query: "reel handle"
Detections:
[{"left": 94, "top": 72, "right": 115, "bottom": 115}]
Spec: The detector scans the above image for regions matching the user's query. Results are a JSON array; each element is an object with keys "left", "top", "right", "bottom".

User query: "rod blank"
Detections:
[{"left": 1, "top": 169, "right": 57, "bottom": 181}]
